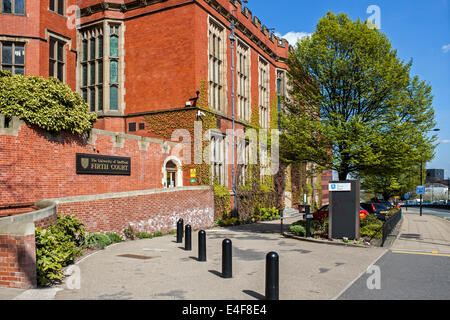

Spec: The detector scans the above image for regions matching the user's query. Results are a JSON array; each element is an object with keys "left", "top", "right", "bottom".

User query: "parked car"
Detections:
[
  {"left": 371, "top": 199, "right": 394, "bottom": 210},
  {"left": 313, "top": 205, "right": 368, "bottom": 221},
  {"left": 360, "top": 202, "right": 390, "bottom": 221}
]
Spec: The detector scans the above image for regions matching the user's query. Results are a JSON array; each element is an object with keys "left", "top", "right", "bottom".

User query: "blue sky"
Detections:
[{"left": 245, "top": 0, "right": 450, "bottom": 179}]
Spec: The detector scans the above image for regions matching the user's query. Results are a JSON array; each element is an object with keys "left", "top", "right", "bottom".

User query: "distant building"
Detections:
[{"left": 426, "top": 169, "right": 445, "bottom": 183}]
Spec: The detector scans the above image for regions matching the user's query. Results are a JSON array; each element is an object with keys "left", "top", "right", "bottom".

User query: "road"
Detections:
[
  {"left": 338, "top": 208, "right": 450, "bottom": 300},
  {"left": 404, "top": 206, "right": 450, "bottom": 221}
]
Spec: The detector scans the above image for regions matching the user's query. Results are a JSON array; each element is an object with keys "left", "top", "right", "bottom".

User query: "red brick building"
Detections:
[{"left": 1, "top": 0, "right": 330, "bottom": 207}]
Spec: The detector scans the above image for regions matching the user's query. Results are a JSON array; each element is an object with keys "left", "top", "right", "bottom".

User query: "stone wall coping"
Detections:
[
  {"left": 39, "top": 186, "right": 214, "bottom": 205},
  {"left": 0, "top": 201, "right": 56, "bottom": 236}
]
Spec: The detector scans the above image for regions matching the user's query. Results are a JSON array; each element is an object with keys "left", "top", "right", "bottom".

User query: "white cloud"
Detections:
[
  {"left": 437, "top": 139, "right": 450, "bottom": 144},
  {"left": 442, "top": 44, "right": 450, "bottom": 53},
  {"left": 275, "top": 31, "right": 311, "bottom": 47}
]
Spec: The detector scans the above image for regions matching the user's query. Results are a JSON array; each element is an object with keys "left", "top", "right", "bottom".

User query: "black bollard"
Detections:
[
  {"left": 176, "top": 218, "right": 184, "bottom": 243},
  {"left": 185, "top": 225, "right": 192, "bottom": 251},
  {"left": 265, "top": 252, "right": 279, "bottom": 300},
  {"left": 198, "top": 230, "right": 206, "bottom": 262},
  {"left": 222, "top": 239, "right": 232, "bottom": 278},
  {"left": 305, "top": 205, "right": 311, "bottom": 238}
]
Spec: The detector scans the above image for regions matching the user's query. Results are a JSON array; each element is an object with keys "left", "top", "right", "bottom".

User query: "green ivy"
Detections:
[{"left": 0, "top": 71, "right": 97, "bottom": 134}]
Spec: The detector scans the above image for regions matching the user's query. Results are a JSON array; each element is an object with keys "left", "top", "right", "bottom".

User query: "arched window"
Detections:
[{"left": 165, "top": 160, "right": 177, "bottom": 188}]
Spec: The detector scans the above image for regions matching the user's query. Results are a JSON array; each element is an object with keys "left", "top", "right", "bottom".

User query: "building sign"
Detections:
[
  {"left": 328, "top": 183, "right": 352, "bottom": 192},
  {"left": 190, "top": 169, "right": 197, "bottom": 178},
  {"left": 76, "top": 153, "right": 131, "bottom": 175}
]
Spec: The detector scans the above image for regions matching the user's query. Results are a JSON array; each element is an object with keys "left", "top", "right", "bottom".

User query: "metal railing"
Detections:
[{"left": 381, "top": 208, "right": 402, "bottom": 247}]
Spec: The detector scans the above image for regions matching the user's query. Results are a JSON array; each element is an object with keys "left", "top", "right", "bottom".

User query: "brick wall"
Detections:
[
  {"left": 0, "top": 234, "right": 36, "bottom": 289},
  {"left": 0, "top": 118, "right": 179, "bottom": 205},
  {"left": 55, "top": 187, "right": 215, "bottom": 235}
]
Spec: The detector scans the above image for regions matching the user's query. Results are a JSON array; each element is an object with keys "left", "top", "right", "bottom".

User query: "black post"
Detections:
[
  {"left": 198, "top": 230, "right": 206, "bottom": 262},
  {"left": 420, "top": 161, "right": 423, "bottom": 216},
  {"left": 176, "top": 218, "right": 184, "bottom": 243},
  {"left": 305, "top": 205, "right": 311, "bottom": 238},
  {"left": 222, "top": 239, "right": 232, "bottom": 278},
  {"left": 265, "top": 252, "right": 279, "bottom": 300},
  {"left": 185, "top": 225, "right": 192, "bottom": 251}
]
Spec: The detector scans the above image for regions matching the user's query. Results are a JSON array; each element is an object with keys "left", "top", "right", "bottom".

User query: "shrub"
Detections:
[
  {"left": 360, "top": 214, "right": 382, "bottom": 228},
  {"left": 85, "top": 233, "right": 112, "bottom": 249},
  {"left": 153, "top": 231, "right": 164, "bottom": 237},
  {"left": 35, "top": 224, "right": 82, "bottom": 286},
  {"left": 0, "top": 70, "right": 97, "bottom": 134},
  {"left": 168, "top": 230, "right": 177, "bottom": 235},
  {"left": 56, "top": 214, "right": 86, "bottom": 247},
  {"left": 259, "top": 207, "right": 280, "bottom": 221},
  {"left": 123, "top": 225, "right": 136, "bottom": 240},
  {"left": 135, "top": 232, "right": 153, "bottom": 239},
  {"left": 360, "top": 224, "right": 383, "bottom": 239},
  {"left": 105, "top": 232, "right": 122, "bottom": 243},
  {"left": 290, "top": 225, "right": 306, "bottom": 237}
]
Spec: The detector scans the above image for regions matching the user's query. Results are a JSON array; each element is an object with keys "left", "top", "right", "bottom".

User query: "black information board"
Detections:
[
  {"left": 76, "top": 153, "right": 131, "bottom": 176},
  {"left": 329, "top": 180, "right": 360, "bottom": 240}
]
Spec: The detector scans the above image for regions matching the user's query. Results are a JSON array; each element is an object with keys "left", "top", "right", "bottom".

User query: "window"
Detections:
[
  {"left": 165, "top": 161, "right": 177, "bottom": 188},
  {"left": 139, "top": 123, "right": 145, "bottom": 130},
  {"left": 2, "top": 0, "right": 25, "bottom": 14},
  {"left": 258, "top": 57, "right": 270, "bottom": 129},
  {"left": 80, "top": 26, "right": 104, "bottom": 112},
  {"left": 1, "top": 42, "right": 25, "bottom": 75},
  {"left": 276, "top": 70, "right": 287, "bottom": 130},
  {"left": 208, "top": 18, "right": 226, "bottom": 113},
  {"left": 238, "top": 138, "right": 249, "bottom": 185},
  {"left": 211, "top": 133, "right": 225, "bottom": 185},
  {"left": 237, "top": 41, "right": 250, "bottom": 122},
  {"left": 128, "top": 122, "right": 136, "bottom": 132},
  {"left": 49, "top": 37, "right": 65, "bottom": 82},
  {"left": 49, "top": 0, "right": 64, "bottom": 15},
  {"left": 109, "top": 24, "right": 120, "bottom": 111}
]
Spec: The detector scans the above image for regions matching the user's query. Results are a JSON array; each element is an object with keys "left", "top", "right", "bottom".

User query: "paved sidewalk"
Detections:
[
  {"left": 2, "top": 217, "right": 388, "bottom": 300},
  {"left": 392, "top": 207, "right": 450, "bottom": 254}
]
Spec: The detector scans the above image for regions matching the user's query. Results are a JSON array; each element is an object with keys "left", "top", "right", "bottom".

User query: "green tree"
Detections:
[
  {"left": 284, "top": 12, "right": 436, "bottom": 182},
  {"left": 0, "top": 70, "right": 97, "bottom": 134}
]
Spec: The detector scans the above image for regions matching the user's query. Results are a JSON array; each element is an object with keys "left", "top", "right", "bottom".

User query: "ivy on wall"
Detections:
[{"left": 0, "top": 71, "right": 97, "bottom": 134}]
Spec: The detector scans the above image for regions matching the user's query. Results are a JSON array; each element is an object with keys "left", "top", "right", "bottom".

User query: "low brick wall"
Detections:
[
  {"left": 0, "top": 201, "right": 56, "bottom": 289},
  {"left": 51, "top": 187, "right": 215, "bottom": 235}
]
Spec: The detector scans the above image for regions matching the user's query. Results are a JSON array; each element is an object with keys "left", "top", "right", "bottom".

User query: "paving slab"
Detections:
[
  {"left": 392, "top": 208, "right": 450, "bottom": 254},
  {"left": 49, "top": 217, "right": 385, "bottom": 300}
]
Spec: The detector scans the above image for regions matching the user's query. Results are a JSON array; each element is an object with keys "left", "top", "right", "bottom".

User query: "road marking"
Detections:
[
  {"left": 391, "top": 250, "right": 450, "bottom": 257},
  {"left": 332, "top": 249, "right": 389, "bottom": 300}
]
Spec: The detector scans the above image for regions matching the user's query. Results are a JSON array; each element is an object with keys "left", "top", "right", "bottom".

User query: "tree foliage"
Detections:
[
  {"left": 282, "top": 12, "right": 437, "bottom": 189},
  {"left": 0, "top": 70, "right": 97, "bottom": 134}
]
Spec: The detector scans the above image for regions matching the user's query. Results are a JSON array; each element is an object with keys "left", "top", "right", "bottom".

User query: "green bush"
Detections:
[
  {"left": 105, "top": 232, "right": 122, "bottom": 243},
  {"left": 259, "top": 207, "right": 280, "bottom": 221},
  {"left": 0, "top": 70, "right": 97, "bottom": 134},
  {"left": 56, "top": 214, "right": 86, "bottom": 247},
  {"left": 135, "top": 232, "right": 153, "bottom": 239},
  {"left": 168, "top": 230, "right": 177, "bottom": 235},
  {"left": 85, "top": 233, "right": 112, "bottom": 249},
  {"left": 360, "top": 214, "right": 383, "bottom": 228},
  {"left": 360, "top": 224, "right": 383, "bottom": 239},
  {"left": 290, "top": 225, "right": 306, "bottom": 237},
  {"left": 35, "top": 224, "right": 82, "bottom": 286},
  {"left": 153, "top": 231, "right": 164, "bottom": 237}
]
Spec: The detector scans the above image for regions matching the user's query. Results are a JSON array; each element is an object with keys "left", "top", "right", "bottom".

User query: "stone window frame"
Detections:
[
  {"left": 237, "top": 39, "right": 251, "bottom": 122},
  {"left": 237, "top": 137, "right": 250, "bottom": 186},
  {"left": 162, "top": 156, "right": 183, "bottom": 189},
  {"left": 49, "top": 0, "right": 65, "bottom": 16},
  {"left": 1, "top": 0, "right": 25, "bottom": 15},
  {"left": 208, "top": 16, "right": 228, "bottom": 115},
  {"left": 48, "top": 36, "right": 66, "bottom": 83},
  {"left": 78, "top": 20, "right": 125, "bottom": 115},
  {"left": 208, "top": 130, "right": 227, "bottom": 186},
  {"left": 276, "top": 69, "right": 288, "bottom": 129},
  {"left": 0, "top": 40, "right": 25, "bottom": 75},
  {"left": 258, "top": 56, "right": 270, "bottom": 129}
]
